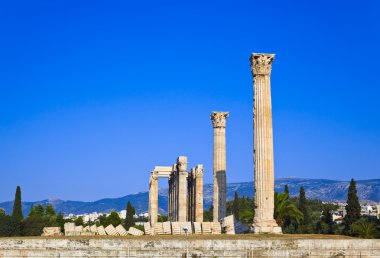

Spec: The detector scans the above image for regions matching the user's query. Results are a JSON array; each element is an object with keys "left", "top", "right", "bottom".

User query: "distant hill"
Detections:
[{"left": 1, "top": 178, "right": 379, "bottom": 216}]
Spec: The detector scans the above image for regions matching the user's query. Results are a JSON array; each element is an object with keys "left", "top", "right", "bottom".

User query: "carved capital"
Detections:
[
  {"left": 176, "top": 156, "right": 188, "bottom": 172},
  {"left": 249, "top": 53, "right": 275, "bottom": 76},
  {"left": 195, "top": 164, "right": 204, "bottom": 177},
  {"left": 210, "top": 112, "right": 229, "bottom": 128}
]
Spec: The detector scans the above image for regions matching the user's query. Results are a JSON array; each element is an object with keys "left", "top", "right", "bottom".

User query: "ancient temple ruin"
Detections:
[
  {"left": 148, "top": 156, "right": 204, "bottom": 225},
  {"left": 146, "top": 52, "right": 281, "bottom": 235}
]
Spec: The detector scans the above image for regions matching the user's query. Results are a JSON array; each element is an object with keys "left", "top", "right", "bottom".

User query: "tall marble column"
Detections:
[
  {"left": 250, "top": 53, "right": 282, "bottom": 234},
  {"left": 177, "top": 156, "right": 188, "bottom": 222},
  {"left": 195, "top": 164, "right": 204, "bottom": 222},
  {"left": 210, "top": 112, "right": 229, "bottom": 222},
  {"left": 149, "top": 173, "right": 158, "bottom": 225}
]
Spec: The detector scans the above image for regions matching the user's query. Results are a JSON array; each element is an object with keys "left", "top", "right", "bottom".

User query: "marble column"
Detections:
[
  {"left": 250, "top": 53, "right": 282, "bottom": 234},
  {"left": 210, "top": 112, "right": 229, "bottom": 222},
  {"left": 168, "top": 176, "right": 172, "bottom": 221},
  {"left": 177, "top": 156, "right": 188, "bottom": 222},
  {"left": 195, "top": 164, "right": 204, "bottom": 222},
  {"left": 149, "top": 173, "right": 158, "bottom": 225}
]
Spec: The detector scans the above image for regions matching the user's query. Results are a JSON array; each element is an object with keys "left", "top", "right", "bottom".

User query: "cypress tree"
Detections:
[
  {"left": 12, "top": 186, "right": 23, "bottom": 221},
  {"left": 345, "top": 178, "right": 361, "bottom": 230},
  {"left": 232, "top": 192, "right": 240, "bottom": 220},
  {"left": 284, "top": 184, "right": 289, "bottom": 195},
  {"left": 124, "top": 201, "right": 135, "bottom": 230},
  {"left": 298, "top": 186, "right": 310, "bottom": 225}
]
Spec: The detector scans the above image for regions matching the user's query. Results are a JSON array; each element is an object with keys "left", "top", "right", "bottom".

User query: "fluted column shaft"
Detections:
[
  {"left": 177, "top": 156, "right": 188, "bottom": 222},
  {"left": 211, "top": 112, "right": 229, "bottom": 222},
  {"left": 195, "top": 165, "right": 204, "bottom": 222},
  {"left": 149, "top": 175, "right": 158, "bottom": 225},
  {"left": 250, "top": 53, "right": 281, "bottom": 234}
]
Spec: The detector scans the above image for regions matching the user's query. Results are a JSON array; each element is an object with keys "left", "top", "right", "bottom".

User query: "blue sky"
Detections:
[{"left": 0, "top": 0, "right": 379, "bottom": 202}]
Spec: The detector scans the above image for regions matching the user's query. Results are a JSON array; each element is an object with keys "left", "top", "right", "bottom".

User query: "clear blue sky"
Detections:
[{"left": 0, "top": 0, "right": 379, "bottom": 202}]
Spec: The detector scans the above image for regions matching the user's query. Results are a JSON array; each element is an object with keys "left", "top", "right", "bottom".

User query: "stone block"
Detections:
[
  {"left": 211, "top": 222, "right": 221, "bottom": 234},
  {"left": 41, "top": 227, "right": 61, "bottom": 236},
  {"left": 97, "top": 225, "right": 107, "bottom": 236},
  {"left": 90, "top": 225, "right": 97, "bottom": 233},
  {"left": 162, "top": 221, "right": 172, "bottom": 235},
  {"left": 171, "top": 222, "right": 181, "bottom": 235},
  {"left": 144, "top": 222, "right": 154, "bottom": 235},
  {"left": 193, "top": 222, "right": 202, "bottom": 234},
  {"left": 105, "top": 225, "right": 119, "bottom": 236},
  {"left": 153, "top": 223, "right": 164, "bottom": 235},
  {"left": 116, "top": 224, "right": 128, "bottom": 236},
  {"left": 201, "top": 222, "right": 212, "bottom": 234},
  {"left": 128, "top": 227, "right": 144, "bottom": 236}
]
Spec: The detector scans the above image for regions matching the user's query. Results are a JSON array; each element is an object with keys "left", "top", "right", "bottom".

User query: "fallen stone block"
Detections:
[
  {"left": 64, "top": 222, "right": 75, "bottom": 234},
  {"left": 41, "top": 227, "right": 61, "bottom": 236},
  {"left": 90, "top": 225, "right": 98, "bottom": 233},
  {"left": 105, "top": 224, "right": 119, "bottom": 236},
  {"left": 116, "top": 224, "right": 128, "bottom": 236},
  {"left": 97, "top": 225, "right": 107, "bottom": 236},
  {"left": 128, "top": 227, "right": 144, "bottom": 236}
]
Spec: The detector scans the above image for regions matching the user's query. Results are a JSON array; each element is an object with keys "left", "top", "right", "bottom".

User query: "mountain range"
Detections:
[{"left": 1, "top": 178, "right": 379, "bottom": 216}]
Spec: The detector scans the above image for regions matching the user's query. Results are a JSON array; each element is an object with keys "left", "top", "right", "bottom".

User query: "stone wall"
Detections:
[{"left": 0, "top": 237, "right": 379, "bottom": 257}]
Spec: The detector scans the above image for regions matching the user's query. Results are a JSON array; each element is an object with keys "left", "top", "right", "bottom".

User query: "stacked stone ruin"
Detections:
[{"left": 62, "top": 222, "right": 144, "bottom": 236}]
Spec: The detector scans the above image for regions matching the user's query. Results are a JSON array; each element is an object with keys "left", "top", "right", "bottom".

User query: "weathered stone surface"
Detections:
[
  {"left": 143, "top": 222, "right": 154, "bottom": 235},
  {"left": 105, "top": 225, "right": 118, "bottom": 236},
  {"left": 250, "top": 53, "right": 282, "bottom": 234},
  {"left": 193, "top": 222, "right": 202, "bottom": 234},
  {"left": 2, "top": 238, "right": 377, "bottom": 257},
  {"left": 201, "top": 222, "right": 212, "bottom": 234},
  {"left": 211, "top": 111, "right": 229, "bottom": 222},
  {"left": 162, "top": 221, "right": 172, "bottom": 235},
  {"left": 128, "top": 227, "right": 144, "bottom": 236},
  {"left": 41, "top": 227, "right": 61, "bottom": 236},
  {"left": 90, "top": 225, "right": 98, "bottom": 233},
  {"left": 97, "top": 225, "right": 106, "bottom": 236},
  {"left": 116, "top": 225, "right": 128, "bottom": 236}
]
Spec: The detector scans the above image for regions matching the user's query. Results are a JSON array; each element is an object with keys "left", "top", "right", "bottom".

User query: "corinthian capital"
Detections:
[
  {"left": 176, "top": 156, "right": 188, "bottom": 172},
  {"left": 210, "top": 112, "right": 229, "bottom": 128},
  {"left": 250, "top": 53, "right": 275, "bottom": 76}
]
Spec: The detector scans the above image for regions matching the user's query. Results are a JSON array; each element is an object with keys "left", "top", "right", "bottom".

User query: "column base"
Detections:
[{"left": 251, "top": 220, "right": 282, "bottom": 234}]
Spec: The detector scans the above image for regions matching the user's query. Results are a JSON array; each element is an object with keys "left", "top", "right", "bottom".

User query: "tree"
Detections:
[
  {"left": 124, "top": 201, "right": 135, "bottom": 230},
  {"left": 12, "top": 186, "right": 23, "bottom": 221},
  {"left": 284, "top": 185, "right": 289, "bottom": 195},
  {"left": 320, "top": 205, "right": 334, "bottom": 234},
  {"left": 74, "top": 216, "right": 84, "bottom": 226},
  {"left": 0, "top": 208, "right": 5, "bottom": 216},
  {"left": 345, "top": 179, "right": 361, "bottom": 232},
  {"left": 56, "top": 213, "right": 65, "bottom": 231},
  {"left": 298, "top": 187, "right": 310, "bottom": 225},
  {"left": 0, "top": 214, "right": 21, "bottom": 236},
  {"left": 274, "top": 192, "right": 303, "bottom": 227},
  {"left": 232, "top": 192, "right": 240, "bottom": 220},
  {"left": 45, "top": 205, "right": 56, "bottom": 217},
  {"left": 351, "top": 219, "right": 376, "bottom": 239},
  {"left": 104, "top": 211, "right": 121, "bottom": 227},
  {"left": 34, "top": 204, "right": 45, "bottom": 217}
]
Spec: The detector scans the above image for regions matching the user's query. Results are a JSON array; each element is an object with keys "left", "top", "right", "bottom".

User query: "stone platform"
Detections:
[{"left": 0, "top": 235, "right": 379, "bottom": 257}]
